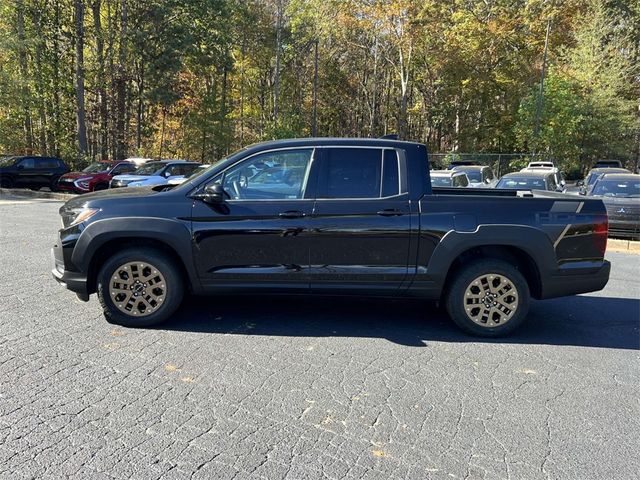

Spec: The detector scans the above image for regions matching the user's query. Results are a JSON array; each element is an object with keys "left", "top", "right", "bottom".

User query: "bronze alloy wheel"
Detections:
[
  {"left": 108, "top": 261, "right": 167, "bottom": 317},
  {"left": 463, "top": 273, "right": 519, "bottom": 327}
]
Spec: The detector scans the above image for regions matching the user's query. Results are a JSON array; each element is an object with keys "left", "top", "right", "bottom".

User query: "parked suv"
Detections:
[{"left": 0, "top": 155, "right": 69, "bottom": 190}]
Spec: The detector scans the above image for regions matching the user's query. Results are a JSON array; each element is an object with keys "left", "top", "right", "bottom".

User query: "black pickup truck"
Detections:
[{"left": 52, "top": 138, "right": 611, "bottom": 336}]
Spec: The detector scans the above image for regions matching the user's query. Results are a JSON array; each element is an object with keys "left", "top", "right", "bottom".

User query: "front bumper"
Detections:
[
  {"left": 51, "top": 244, "right": 90, "bottom": 301},
  {"left": 540, "top": 260, "right": 611, "bottom": 299}
]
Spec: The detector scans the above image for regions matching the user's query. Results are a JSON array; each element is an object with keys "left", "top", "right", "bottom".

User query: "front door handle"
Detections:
[
  {"left": 279, "top": 210, "right": 306, "bottom": 219},
  {"left": 377, "top": 209, "right": 404, "bottom": 217}
]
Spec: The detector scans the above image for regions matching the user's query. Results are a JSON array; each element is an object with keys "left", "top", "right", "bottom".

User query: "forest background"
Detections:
[{"left": 0, "top": 0, "right": 638, "bottom": 174}]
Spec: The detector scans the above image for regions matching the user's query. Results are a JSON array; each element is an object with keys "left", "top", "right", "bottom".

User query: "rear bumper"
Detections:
[
  {"left": 51, "top": 246, "right": 90, "bottom": 301},
  {"left": 608, "top": 219, "right": 640, "bottom": 239},
  {"left": 539, "top": 260, "right": 611, "bottom": 299}
]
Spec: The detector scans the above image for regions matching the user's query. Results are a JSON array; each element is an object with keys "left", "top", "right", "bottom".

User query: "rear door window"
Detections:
[
  {"left": 17, "top": 158, "right": 35, "bottom": 169},
  {"left": 319, "top": 148, "right": 403, "bottom": 199}
]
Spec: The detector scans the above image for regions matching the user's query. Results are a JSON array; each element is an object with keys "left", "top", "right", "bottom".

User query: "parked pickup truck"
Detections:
[{"left": 52, "top": 138, "right": 611, "bottom": 336}]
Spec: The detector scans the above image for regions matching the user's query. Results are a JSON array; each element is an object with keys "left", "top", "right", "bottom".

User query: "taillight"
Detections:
[{"left": 593, "top": 214, "right": 608, "bottom": 256}]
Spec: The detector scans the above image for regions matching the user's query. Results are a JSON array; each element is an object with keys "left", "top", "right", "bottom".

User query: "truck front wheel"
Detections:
[
  {"left": 97, "top": 248, "right": 184, "bottom": 327},
  {"left": 445, "top": 259, "right": 530, "bottom": 337}
]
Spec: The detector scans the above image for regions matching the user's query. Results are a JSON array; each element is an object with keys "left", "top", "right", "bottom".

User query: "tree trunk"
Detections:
[
  {"left": 220, "top": 66, "right": 228, "bottom": 151},
  {"left": 92, "top": 0, "right": 108, "bottom": 159},
  {"left": 136, "top": 56, "right": 144, "bottom": 150},
  {"left": 273, "top": 0, "right": 283, "bottom": 125},
  {"left": 158, "top": 107, "right": 166, "bottom": 159},
  {"left": 16, "top": 0, "right": 33, "bottom": 153},
  {"left": 115, "top": 0, "right": 128, "bottom": 159},
  {"left": 32, "top": 7, "right": 48, "bottom": 155},
  {"left": 239, "top": 34, "right": 246, "bottom": 146},
  {"left": 51, "top": 0, "right": 62, "bottom": 156},
  {"left": 75, "top": 0, "right": 89, "bottom": 156},
  {"left": 312, "top": 39, "right": 318, "bottom": 137}
]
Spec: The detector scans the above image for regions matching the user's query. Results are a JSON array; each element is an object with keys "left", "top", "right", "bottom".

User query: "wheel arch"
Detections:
[
  {"left": 426, "top": 225, "right": 555, "bottom": 300},
  {"left": 72, "top": 217, "right": 199, "bottom": 295},
  {"left": 442, "top": 244, "right": 542, "bottom": 299}
]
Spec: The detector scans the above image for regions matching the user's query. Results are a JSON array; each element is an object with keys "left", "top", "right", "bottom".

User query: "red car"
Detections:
[{"left": 56, "top": 161, "right": 138, "bottom": 193}]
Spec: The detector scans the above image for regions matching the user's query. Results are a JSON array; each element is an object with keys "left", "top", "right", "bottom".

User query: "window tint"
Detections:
[
  {"left": 18, "top": 158, "right": 35, "bottom": 169},
  {"left": 382, "top": 150, "right": 400, "bottom": 197},
  {"left": 111, "top": 163, "right": 137, "bottom": 175},
  {"left": 322, "top": 148, "right": 382, "bottom": 199},
  {"left": 164, "top": 165, "right": 183, "bottom": 177},
  {"left": 431, "top": 176, "right": 452, "bottom": 187},
  {"left": 453, "top": 175, "right": 468, "bottom": 187},
  {"left": 38, "top": 158, "right": 60, "bottom": 169},
  {"left": 221, "top": 149, "right": 313, "bottom": 200}
]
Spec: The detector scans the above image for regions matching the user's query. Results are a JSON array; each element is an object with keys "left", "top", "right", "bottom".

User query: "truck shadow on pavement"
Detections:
[{"left": 160, "top": 294, "right": 640, "bottom": 350}]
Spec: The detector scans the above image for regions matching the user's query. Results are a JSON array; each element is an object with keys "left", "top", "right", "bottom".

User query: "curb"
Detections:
[
  {"left": 607, "top": 238, "right": 640, "bottom": 254},
  {"left": 0, "top": 187, "right": 75, "bottom": 201}
]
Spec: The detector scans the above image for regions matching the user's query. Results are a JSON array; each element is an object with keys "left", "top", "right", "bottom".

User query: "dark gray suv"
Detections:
[{"left": 0, "top": 155, "right": 70, "bottom": 190}]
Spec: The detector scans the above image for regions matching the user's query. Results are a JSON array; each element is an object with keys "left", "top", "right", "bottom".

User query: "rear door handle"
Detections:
[
  {"left": 377, "top": 209, "right": 404, "bottom": 217},
  {"left": 279, "top": 210, "right": 306, "bottom": 219}
]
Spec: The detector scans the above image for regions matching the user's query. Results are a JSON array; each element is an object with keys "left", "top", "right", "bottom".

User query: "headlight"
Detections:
[
  {"left": 64, "top": 207, "right": 100, "bottom": 227},
  {"left": 74, "top": 177, "right": 92, "bottom": 190}
]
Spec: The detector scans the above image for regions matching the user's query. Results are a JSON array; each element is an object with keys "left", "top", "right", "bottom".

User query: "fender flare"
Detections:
[
  {"left": 72, "top": 217, "right": 199, "bottom": 291},
  {"left": 424, "top": 224, "right": 557, "bottom": 289}
]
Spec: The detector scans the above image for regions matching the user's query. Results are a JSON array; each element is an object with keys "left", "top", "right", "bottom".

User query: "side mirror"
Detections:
[{"left": 202, "top": 184, "right": 226, "bottom": 203}]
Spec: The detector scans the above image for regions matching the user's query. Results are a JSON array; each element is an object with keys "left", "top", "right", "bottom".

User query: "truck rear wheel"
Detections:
[
  {"left": 445, "top": 259, "right": 529, "bottom": 337},
  {"left": 97, "top": 248, "right": 184, "bottom": 327}
]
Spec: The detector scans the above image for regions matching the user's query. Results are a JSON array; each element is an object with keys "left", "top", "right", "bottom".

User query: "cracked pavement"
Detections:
[{"left": 0, "top": 195, "right": 639, "bottom": 479}]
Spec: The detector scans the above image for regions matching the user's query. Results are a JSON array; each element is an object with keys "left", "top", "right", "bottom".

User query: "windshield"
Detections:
[
  {"left": 587, "top": 173, "right": 602, "bottom": 186},
  {"left": 460, "top": 170, "right": 482, "bottom": 182},
  {"left": 82, "top": 162, "right": 111, "bottom": 173},
  {"left": 592, "top": 180, "right": 640, "bottom": 197},
  {"left": 497, "top": 177, "right": 548, "bottom": 189},
  {"left": 431, "top": 176, "right": 452, "bottom": 187},
  {"left": 133, "top": 162, "right": 165, "bottom": 176},
  {"left": 0, "top": 156, "right": 16, "bottom": 167}
]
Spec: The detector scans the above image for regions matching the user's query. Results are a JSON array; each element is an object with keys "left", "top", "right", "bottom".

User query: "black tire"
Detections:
[
  {"left": 444, "top": 259, "right": 530, "bottom": 337},
  {"left": 0, "top": 177, "right": 14, "bottom": 188},
  {"left": 97, "top": 248, "right": 184, "bottom": 327},
  {"left": 93, "top": 183, "right": 108, "bottom": 191}
]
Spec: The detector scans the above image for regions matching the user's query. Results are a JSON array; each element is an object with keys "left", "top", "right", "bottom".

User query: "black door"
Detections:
[
  {"left": 191, "top": 148, "right": 318, "bottom": 293},
  {"left": 309, "top": 147, "right": 413, "bottom": 294},
  {"left": 14, "top": 157, "right": 37, "bottom": 187}
]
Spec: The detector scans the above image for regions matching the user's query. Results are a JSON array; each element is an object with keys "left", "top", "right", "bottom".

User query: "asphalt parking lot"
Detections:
[{"left": 1, "top": 195, "right": 639, "bottom": 480}]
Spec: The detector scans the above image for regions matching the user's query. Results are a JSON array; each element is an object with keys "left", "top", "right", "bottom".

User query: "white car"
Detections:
[
  {"left": 520, "top": 165, "right": 566, "bottom": 192},
  {"left": 451, "top": 165, "right": 498, "bottom": 188},
  {"left": 526, "top": 161, "right": 555, "bottom": 169},
  {"left": 167, "top": 164, "right": 211, "bottom": 186},
  {"left": 110, "top": 160, "right": 201, "bottom": 188}
]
